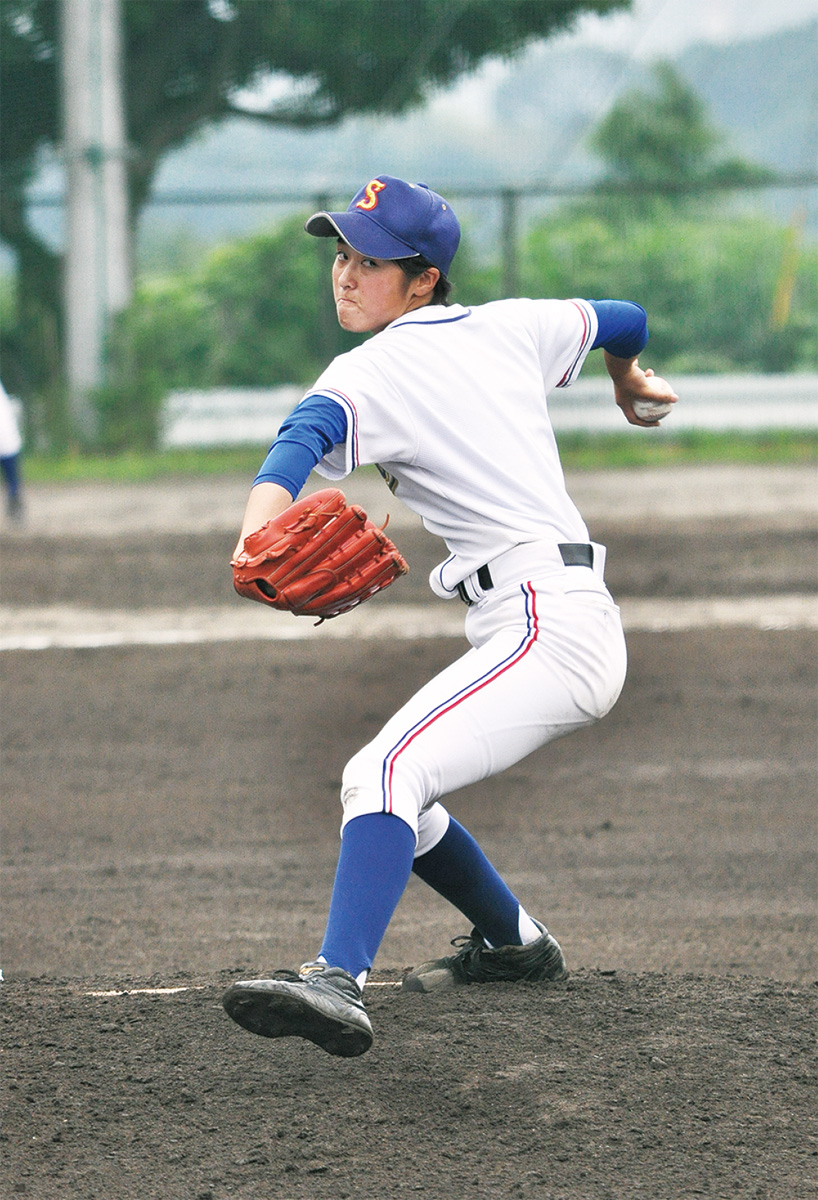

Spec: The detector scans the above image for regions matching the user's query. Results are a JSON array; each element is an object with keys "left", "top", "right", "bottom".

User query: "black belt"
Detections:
[
  {"left": 559, "top": 542, "right": 595, "bottom": 568},
  {"left": 456, "top": 543, "right": 594, "bottom": 605}
]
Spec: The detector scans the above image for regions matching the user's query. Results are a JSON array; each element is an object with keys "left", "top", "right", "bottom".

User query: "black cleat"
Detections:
[
  {"left": 222, "top": 961, "right": 373, "bottom": 1057},
  {"left": 402, "top": 920, "right": 568, "bottom": 992}
]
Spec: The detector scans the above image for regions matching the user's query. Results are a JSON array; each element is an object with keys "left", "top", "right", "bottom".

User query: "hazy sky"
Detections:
[
  {"left": 415, "top": 0, "right": 818, "bottom": 129},
  {"left": 565, "top": 0, "right": 818, "bottom": 57}
]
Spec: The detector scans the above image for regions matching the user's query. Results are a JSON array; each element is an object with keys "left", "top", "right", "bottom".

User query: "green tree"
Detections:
[
  {"left": 520, "top": 210, "right": 817, "bottom": 372},
  {"left": 516, "top": 66, "right": 816, "bottom": 373},
  {"left": 589, "top": 61, "right": 773, "bottom": 216},
  {"left": 103, "top": 215, "right": 335, "bottom": 409},
  {"left": 0, "top": 0, "right": 629, "bottom": 411}
]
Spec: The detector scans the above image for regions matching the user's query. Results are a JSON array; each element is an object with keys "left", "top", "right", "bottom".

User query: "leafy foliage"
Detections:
[
  {"left": 0, "top": 0, "right": 629, "bottom": 414},
  {"left": 519, "top": 210, "right": 818, "bottom": 374},
  {"left": 96, "top": 215, "right": 337, "bottom": 449},
  {"left": 5, "top": 10, "right": 814, "bottom": 450}
]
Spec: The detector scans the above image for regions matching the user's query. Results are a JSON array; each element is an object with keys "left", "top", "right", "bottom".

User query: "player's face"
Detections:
[{"left": 332, "top": 241, "right": 435, "bottom": 334}]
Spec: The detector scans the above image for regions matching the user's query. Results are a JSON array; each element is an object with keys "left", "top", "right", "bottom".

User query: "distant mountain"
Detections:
[
  {"left": 490, "top": 17, "right": 818, "bottom": 181},
  {"left": 679, "top": 20, "right": 818, "bottom": 174}
]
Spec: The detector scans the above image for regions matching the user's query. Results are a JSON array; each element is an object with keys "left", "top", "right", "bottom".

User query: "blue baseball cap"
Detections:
[{"left": 305, "top": 175, "right": 460, "bottom": 277}]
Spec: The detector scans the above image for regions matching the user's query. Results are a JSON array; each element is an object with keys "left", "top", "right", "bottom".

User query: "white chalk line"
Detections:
[
  {"left": 86, "top": 986, "right": 207, "bottom": 998},
  {"left": 2, "top": 595, "right": 817, "bottom": 651},
  {"left": 83, "top": 981, "right": 402, "bottom": 998}
]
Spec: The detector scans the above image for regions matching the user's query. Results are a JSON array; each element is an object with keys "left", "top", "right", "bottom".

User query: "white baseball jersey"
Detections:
[{"left": 308, "top": 298, "right": 599, "bottom": 597}]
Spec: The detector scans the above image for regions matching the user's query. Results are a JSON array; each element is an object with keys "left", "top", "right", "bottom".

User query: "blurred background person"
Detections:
[{"left": 0, "top": 377, "right": 25, "bottom": 523}]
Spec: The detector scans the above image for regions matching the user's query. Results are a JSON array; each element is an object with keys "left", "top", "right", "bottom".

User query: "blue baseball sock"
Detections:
[
  {"left": 319, "top": 812, "right": 416, "bottom": 981},
  {"left": 412, "top": 816, "right": 531, "bottom": 948}
]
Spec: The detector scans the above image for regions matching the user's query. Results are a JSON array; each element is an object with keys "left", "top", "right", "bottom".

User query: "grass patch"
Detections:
[
  {"left": 557, "top": 429, "right": 818, "bottom": 470},
  {"left": 20, "top": 430, "right": 817, "bottom": 485},
  {"left": 22, "top": 446, "right": 266, "bottom": 484}
]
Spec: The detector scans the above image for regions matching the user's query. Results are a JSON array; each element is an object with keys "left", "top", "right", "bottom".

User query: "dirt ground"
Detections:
[{"left": 1, "top": 465, "right": 817, "bottom": 1199}]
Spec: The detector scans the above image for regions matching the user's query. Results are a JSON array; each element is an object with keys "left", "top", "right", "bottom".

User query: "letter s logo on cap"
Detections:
[{"left": 355, "top": 179, "right": 386, "bottom": 211}]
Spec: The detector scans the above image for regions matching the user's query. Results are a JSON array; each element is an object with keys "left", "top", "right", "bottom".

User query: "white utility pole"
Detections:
[{"left": 60, "top": 0, "right": 131, "bottom": 440}]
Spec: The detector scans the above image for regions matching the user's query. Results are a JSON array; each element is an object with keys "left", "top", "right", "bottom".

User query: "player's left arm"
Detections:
[
  {"left": 233, "top": 395, "right": 349, "bottom": 558},
  {"left": 588, "top": 299, "right": 678, "bottom": 427},
  {"left": 234, "top": 482, "right": 294, "bottom": 558}
]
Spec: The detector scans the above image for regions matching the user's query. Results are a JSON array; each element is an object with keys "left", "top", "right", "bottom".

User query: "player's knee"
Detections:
[
  {"left": 339, "top": 746, "right": 381, "bottom": 814},
  {"left": 340, "top": 745, "right": 428, "bottom": 829}
]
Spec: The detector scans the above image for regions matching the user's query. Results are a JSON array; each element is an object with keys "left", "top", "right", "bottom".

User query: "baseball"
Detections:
[{"left": 632, "top": 398, "right": 674, "bottom": 422}]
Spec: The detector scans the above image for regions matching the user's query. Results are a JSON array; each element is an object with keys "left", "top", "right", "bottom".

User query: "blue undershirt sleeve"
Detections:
[
  {"left": 588, "top": 300, "right": 648, "bottom": 358},
  {"left": 252, "top": 394, "right": 349, "bottom": 497}
]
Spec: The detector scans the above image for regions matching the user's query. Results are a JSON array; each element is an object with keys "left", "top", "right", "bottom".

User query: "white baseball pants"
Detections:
[{"left": 339, "top": 542, "right": 627, "bottom": 855}]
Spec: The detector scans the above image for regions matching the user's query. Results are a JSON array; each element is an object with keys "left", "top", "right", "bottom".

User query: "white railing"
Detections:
[
  {"left": 160, "top": 385, "right": 303, "bottom": 449},
  {"left": 549, "top": 373, "right": 818, "bottom": 432},
  {"left": 159, "top": 374, "right": 817, "bottom": 448}
]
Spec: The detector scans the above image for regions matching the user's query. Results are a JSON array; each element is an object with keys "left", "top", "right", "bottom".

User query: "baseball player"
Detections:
[{"left": 223, "top": 175, "right": 678, "bottom": 1057}]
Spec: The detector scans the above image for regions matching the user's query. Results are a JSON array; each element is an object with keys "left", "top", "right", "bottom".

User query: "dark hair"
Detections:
[{"left": 395, "top": 254, "right": 453, "bottom": 306}]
